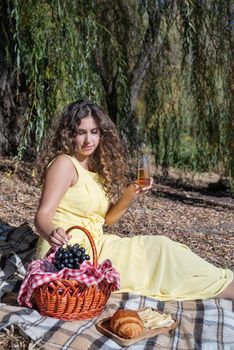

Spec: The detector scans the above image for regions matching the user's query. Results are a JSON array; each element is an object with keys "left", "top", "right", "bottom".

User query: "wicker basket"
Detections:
[{"left": 34, "top": 226, "right": 112, "bottom": 320}]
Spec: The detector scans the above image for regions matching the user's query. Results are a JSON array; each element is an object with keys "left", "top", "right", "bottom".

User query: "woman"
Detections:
[{"left": 35, "top": 100, "right": 234, "bottom": 300}]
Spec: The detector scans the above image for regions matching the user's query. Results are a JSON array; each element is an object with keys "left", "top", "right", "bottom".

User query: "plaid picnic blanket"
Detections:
[
  {"left": 0, "top": 223, "right": 234, "bottom": 349},
  {"left": 1, "top": 293, "right": 234, "bottom": 350},
  {"left": 0, "top": 222, "right": 38, "bottom": 299}
]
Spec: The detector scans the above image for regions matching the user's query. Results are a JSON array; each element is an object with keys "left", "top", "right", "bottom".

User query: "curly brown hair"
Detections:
[{"left": 38, "top": 100, "right": 128, "bottom": 199}]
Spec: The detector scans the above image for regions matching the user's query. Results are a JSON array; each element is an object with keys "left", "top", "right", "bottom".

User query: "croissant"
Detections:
[{"left": 110, "top": 309, "right": 144, "bottom": 339}]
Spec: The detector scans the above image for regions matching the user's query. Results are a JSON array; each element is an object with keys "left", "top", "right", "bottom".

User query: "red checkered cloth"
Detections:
[{"left": 17, "top": 247, "right": 120, "bottom": 308}]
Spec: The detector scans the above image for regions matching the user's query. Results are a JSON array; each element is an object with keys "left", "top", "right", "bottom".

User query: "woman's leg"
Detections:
[{"left": 215, "top": 279, "right": 234, "bottom": 299}]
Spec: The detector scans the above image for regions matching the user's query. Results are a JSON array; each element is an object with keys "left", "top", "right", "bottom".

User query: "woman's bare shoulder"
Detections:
[
  {"left": 49, "top": 154, "right": 74, "bottom": 167},
  {"left": 46, "top": 154, "right": 76, "bottom": 175},
  {"left": 46, "top": 154, "right": 78, "bottom": 186}
]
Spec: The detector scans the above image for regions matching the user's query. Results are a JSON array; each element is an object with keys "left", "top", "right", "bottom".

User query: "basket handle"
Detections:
[{"left": 65, "top": 226, "right": 97, "bottom": 268}]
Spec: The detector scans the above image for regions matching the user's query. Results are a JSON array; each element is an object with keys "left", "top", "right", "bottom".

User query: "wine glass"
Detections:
[
  {"left": 137, "top": 154, "right": 150, "bottom": 188},
  {"left": 136, "top": 154, "right": 151, "bottom": 230}
]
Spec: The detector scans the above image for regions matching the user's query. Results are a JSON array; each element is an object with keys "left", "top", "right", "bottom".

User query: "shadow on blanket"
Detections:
[{"left": 0, "top": 223, "right": 234, "bottom": 350}]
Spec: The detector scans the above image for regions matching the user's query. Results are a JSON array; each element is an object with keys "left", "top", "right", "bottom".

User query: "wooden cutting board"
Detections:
[{"left": 95, "top": 311, "right": 178, "bottom": 347}]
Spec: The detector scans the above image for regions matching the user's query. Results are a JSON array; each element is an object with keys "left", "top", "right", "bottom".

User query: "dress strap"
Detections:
[
  {"left": 62, "top": 155, "right": 83, "bottom": 176},
  {"left": 47, "top": 154, "right": 83, "bottom": 176},
  {"left": 48, "top": 154, "right": 96, "bottom": 179}
]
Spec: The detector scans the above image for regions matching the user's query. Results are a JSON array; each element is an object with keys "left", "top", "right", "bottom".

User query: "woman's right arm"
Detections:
[{"left": 34, "top": 155, "right": 77, "bottom": 247}]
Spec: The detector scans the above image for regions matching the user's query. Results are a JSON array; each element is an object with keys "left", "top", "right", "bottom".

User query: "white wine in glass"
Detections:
[{"left": 137, "top": 155, "right": 150, "bottom": 187}]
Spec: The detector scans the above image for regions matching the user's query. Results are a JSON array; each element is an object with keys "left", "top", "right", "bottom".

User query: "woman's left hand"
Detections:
[
  {"left": 105, "top": 177, "right": 154, "bottom": 226},
  {"left": 134, "top": 177, "right": 154, "bottom": 194}
]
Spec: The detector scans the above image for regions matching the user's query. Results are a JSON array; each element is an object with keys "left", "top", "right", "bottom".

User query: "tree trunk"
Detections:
[
  {"left": 0, "top": 0, "right": 28, "bottom": 157},
  {"left": 94, "top": 3, "right": 161, "bottom": 117},
  {"left": 0, "top": 70, "right": 16, "bottom": 155},
  {"left": 94, "top": 47, "right": 119, "bottom": 123}
]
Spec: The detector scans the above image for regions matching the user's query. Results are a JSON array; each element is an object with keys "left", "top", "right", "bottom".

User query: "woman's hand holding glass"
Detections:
[
  {"left": 135, "top": 154, "right": 153, "bottom": 194},
  {"left": 134, "top": 177, "right": 154, "bottom": 194}
]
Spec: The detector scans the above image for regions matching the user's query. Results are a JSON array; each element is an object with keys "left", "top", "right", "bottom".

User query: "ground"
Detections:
[{"left": 0, "top": 157, "right": 234, "bottom": 348}]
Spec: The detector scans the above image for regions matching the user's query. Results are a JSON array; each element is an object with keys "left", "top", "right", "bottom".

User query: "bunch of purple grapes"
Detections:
[{"left": 54, "top": 243, "right": 90, "bottom": 270}]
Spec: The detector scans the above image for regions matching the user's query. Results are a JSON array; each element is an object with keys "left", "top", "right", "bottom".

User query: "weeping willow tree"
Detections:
[
  {"left": 0, "top": 0, "right": 103, "bottom": 157},
  {"left": 0, "top": 0, "right": 233, "bottom": 187},
  {"left": 143, "top": 1, "right": 233, "bottom": 182}
]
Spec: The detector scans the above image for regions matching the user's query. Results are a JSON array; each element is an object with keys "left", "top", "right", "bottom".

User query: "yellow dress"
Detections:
[{"left": 36, "top": 155, "right": 233, "bottom": 300}]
